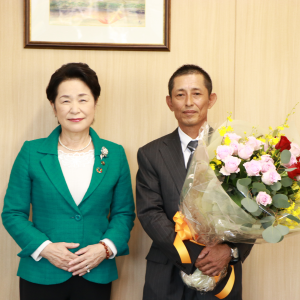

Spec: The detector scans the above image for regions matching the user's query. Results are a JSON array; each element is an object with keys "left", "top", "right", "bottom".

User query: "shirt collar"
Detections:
[
  {"left": 178, "top": 125, "right": 209, "bottom": 151},
  {"left": 178, "top": 127, "right": 200, "bottom": 151}
]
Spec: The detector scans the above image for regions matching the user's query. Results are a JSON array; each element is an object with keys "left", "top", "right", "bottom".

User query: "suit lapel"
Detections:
[
  {"left": 159, "top": 129, "right": 186, "bottom": 194},
  {"left": 79, "top": 127, "right": 109, "bottom": 205},
  {"left": 38, "top": 126, "right": 80, "bottom": 212},
  {"left": 40, "top": 154, "right": 81, "bottom": 213}
]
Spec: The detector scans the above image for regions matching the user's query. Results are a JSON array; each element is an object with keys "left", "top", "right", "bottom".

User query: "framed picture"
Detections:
[{"left": 24, "top": 0, "right": 170, "bottom": 51}]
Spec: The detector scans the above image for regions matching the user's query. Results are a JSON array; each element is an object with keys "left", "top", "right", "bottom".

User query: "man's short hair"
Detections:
[{"left": 168, "top": 64, "right": 212, "bottom": 96}]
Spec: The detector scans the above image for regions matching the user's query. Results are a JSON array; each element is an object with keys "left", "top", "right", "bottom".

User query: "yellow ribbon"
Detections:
[{"left": 173, "top": 211, "right": 235, "bottom": 299}]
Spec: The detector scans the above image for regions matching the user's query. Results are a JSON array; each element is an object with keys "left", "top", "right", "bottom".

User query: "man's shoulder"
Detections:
[{"left": 139, "top": 129, "right": 178, "bottom": 153}]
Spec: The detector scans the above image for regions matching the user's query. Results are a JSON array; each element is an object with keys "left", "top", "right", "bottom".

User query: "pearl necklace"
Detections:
[{"left": 59, "top": 136, "right": 92, "bottom": 152}]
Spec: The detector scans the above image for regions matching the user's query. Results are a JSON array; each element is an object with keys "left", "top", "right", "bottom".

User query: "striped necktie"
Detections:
[{"left": 186, "top": 140, "right": 198, "bottom": 170}]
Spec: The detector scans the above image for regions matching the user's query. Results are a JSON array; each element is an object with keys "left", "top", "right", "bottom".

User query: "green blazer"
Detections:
[{"left": 2, "top": 126, "right": 135, "bottom": 285}]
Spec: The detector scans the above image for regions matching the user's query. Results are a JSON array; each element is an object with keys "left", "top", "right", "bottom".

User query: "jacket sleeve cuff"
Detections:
[
  {"left": 31, "top": 240, "right": 52, "bottom": 261},
  {"left": 101, "top": 238, "right": 117, "bottom": 259}
]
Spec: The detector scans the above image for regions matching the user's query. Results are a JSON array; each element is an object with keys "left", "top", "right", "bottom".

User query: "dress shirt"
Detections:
[
  {"left": 31, "top": 150, "right": 117, "bottom": 261},
  {"left": 178, "top": 127, "right": 202, "bottom": 168}
]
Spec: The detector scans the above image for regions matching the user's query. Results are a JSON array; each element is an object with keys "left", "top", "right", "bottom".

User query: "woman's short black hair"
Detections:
[{"left": 46, "top": 63, "right": 101, "bottom": 103}]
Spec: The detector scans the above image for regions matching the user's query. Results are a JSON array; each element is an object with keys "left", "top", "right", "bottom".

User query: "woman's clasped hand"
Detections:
[{"left": 41, "top": 242, "right": 112, "bottom": 276}]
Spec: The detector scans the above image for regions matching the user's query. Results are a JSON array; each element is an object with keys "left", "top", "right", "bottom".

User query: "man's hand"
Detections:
[
  {"left": 40, "top": 242, "right": 79, "bottom": 271},
  {"left": 67, "top": 244, "right": 112, "bottom": 276},
  {"left": 195, "top": 244, "right": 231, "bottom": 277}
]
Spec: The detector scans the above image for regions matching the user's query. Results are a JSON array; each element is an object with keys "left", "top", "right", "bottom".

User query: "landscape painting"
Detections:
[{"left": 49, "top": 0, "right": 146, "bottom": 27}]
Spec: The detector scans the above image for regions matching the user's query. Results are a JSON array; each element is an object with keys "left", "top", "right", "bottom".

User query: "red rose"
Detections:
[
  {"left": 275, "top": 136, "right": 291, "bottom": 152},
  {"left": 287, "top": 162, "right": 300, "bottom": 180}
]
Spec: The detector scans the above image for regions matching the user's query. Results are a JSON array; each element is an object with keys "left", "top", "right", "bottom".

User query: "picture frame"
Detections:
[{"left": 24, "top": 0, "right": 170, "bottom": 51}]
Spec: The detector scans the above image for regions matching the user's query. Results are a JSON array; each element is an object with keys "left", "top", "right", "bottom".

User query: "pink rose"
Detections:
[
  {"left": 262, "top": 170, "right": 281, "bottom": 185},
  {"left": 220, "top": 156, "right": 241, "bottom": 176},
  {"left": 230, "top": 140, "right": 239, "bottom": 155},
  {"left": 290, "top": 143, "right": 300, "bottom": 157},
  {"left": 260, "top": 155, "right": 274, "bottom": 164},
  {"left": 282, "top": 154, "right": 297, "bottom": 168},
  {"left": 244, "top": 160, "right": 262, "bottom": 176},
  {"left": 225, "top": 133, "right": 241, "bottom": 142},
  {"left": 263, "top": 142, "right": 269, "bottom": 152},
  {"left": 246, "top": 136, "right": 263, "bottom": 151},
  {"left": 216, "top": 145, "right": 234, "bottom": 161},
  {"left": 238, "top": 144, "right": 254, "bottom": 160},
  {"left": 260, "top": 161, "right": 276, "bottom": 173},
  {"left": 256, "top": 191, "right": 272, "bottom": 206}
]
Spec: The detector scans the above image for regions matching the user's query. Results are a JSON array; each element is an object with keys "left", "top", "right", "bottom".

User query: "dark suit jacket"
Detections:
[{"left": 136, "top": 129, "right": 253, "bottom": 300}]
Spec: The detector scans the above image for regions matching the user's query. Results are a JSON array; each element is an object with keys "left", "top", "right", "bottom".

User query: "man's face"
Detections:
[{"left": 166, "top": 73, "right": 217, "bottom": 130}]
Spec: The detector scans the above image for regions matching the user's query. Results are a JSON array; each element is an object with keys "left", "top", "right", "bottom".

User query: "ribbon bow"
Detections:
[{"left": 173, "top": 211, "right": 235, "bottom": 299}]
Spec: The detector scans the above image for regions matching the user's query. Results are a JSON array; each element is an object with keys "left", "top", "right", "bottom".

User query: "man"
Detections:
[{"left": 136, "top": 65, "right": 253, "bottom": 300}]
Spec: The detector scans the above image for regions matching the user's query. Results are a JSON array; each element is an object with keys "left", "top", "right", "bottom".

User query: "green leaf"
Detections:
[
  {"left": 272, "top": 194, "right": 290, "bottom": 208},
  {"left": 261, "top": 216, "right": 275, "bottom": 222},
  {"left": 275, "top": 224, "right": 289, "bottom": 236},
  {"left": 281, "top": 150, "right": 291, "bottom": 164},
  {"left": 281, "top": 177, "right": 293, "bottom": 187},
  {"left": 241, "top": 197, "right": 259, "bottom": 212},
  {"left": 237, "top": 179, "right": 250, "bottom": 198},
  {"left": 262, "top": 226, "right": 283, "bottom": 243},
  {"left": 250, "top": 207, "right": 262, "bottom": 217},
  {"left": 273, "top": 194, "right": 288, "bottom": 201},
  {"left": 285, "top": 168, "right": 297, "bottom": 172},
  {"left": 286, "top": 214, "right": 300, "bottom": 223},
  {"left": 253, "top": 182, "right": 267, "bottom": 191},
  {"left": 272, "top": 129, "right": 279, "bottom": 138},
  {"left": 222, "top": 182, "right": 229, "bottom": 191},
  {"left": 271, "top": 182, "right": 282, "bottom": 191},
  {"left": 242, "top": 223, "right": 253, "bottom": 228},
  {"left": 239, "top": 178, "right": 252, "bottom": 186},
  {"left": 278, "top": 236, "right": 284, "bottom": 242},
  {"left": 229, "top": 193, "right": 242, "bottom": 207},
  {"left": 230, "top": 174, "right": 237, "bottom": 180},
  {"left": 260, "top": 216, "right": 275, "bottom": 229}
]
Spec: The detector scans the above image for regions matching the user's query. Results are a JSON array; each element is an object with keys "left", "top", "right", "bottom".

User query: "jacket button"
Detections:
[{"left": 75, "top": 215, "right": 81, "bottom": 221}]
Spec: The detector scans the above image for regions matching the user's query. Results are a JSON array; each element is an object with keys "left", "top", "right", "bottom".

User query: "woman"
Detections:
[{"left": 1, "top": 63, "right": 135, "bottom": 300}]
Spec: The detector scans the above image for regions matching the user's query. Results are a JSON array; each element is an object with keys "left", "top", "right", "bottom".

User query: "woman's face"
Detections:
[{"left": 51, "top": 79, "right": 97, "bottom": 134}]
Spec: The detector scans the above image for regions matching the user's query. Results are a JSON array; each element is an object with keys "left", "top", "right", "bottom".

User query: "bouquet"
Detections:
[{"left": 177, "top": 108, "right": 300, "bottom": 295}]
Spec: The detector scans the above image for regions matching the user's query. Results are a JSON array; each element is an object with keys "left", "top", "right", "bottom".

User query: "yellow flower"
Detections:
[
  {"left": 295, "top": 192, "right": 300, "bottom": 201},
  {"left": 257, "top": 137, "right": 266, "bottom": 143},
  {"left": 288, "top": 226, "right": 295, "bottom": 229},
  {"left": 218, "top": 126, "right": 227, "bottom": 137},
  {"left": 209, "top": 164, "right": 216, "bottom": 170},
  {"left": 269, "top": 137, "right": 279, "bottom": 146},
  {"left": 284, "top": 124, "right": 289, "bottom": 128},
  {"left": 211, "top": 158, "right": 222, "bottom": 165},
  {"left": 265, "top": 134, "right": 273, "bottom": 140},
  {"left": 292, "top": 182, "right": 300, "bottom": 191},
  {"left": 269, "top": 126, "right": 273, "bottom": 130},
  {"left": 277, "top": 126, "right": 284, "bottom": 131},
  {"left": 224, "top": 136, "right": 231, "bottom": 145},
  {"left": 226, "top": 125, "right": 233, "bottom": 132},
  {"left": 227, "top": 116, "right": 233, "bottom": 122}
]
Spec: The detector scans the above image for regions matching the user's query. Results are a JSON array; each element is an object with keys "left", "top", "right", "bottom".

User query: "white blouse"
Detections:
[
  {"left": 31, "top": 150, "right": 117, "bottom": 261},
  {"left": 59, "top": 150, "right": 94, "bottom": 205}
]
